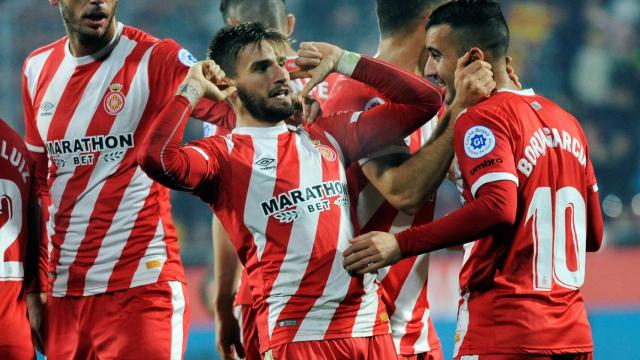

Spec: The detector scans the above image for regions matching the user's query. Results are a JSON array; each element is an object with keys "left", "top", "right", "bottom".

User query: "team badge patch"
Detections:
[
  {"left": 463, "top": 125, "right": 496, "bottom": 158},
  {"left": 178, "top": 48, "right": 198, "bottom": 67},
  {"left": 104, "top": 84, "right": 125, "bottom": 115},
  {"left": 312, "top": 140, "right": 337, "bottom": 161}
]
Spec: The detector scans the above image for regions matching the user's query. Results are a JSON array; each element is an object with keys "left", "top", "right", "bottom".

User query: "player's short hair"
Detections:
[
  {"left": 220, "top": 0, "right": 287, "bottom": 31},
  {"left": 375, "top": 0, "right": 446, "bottom": 37},
  {"left": 426, "top": 0, "right": 509, "bottom": 57},
  {"left": 208, "top": 22, "right": 289, "bottom": 78}
]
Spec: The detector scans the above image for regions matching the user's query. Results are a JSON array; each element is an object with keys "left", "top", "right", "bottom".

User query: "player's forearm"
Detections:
[
  {"left": 212, "top": 216, "right": 241, "bottom": 312},
  {"left": 396, "top": 181, "right": 517, "bottom": 257},
  {"left": 586, "top": 190, "right": 604, "bottom": 252},
  {"left": 367, "top": 108, "right": 458, "bottom": 214}
]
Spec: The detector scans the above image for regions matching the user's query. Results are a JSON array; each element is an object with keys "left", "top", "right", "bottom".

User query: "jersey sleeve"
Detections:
[
  {"left": 147, "top": 39, "right": 232, "bottom": 126},
  {"left": 323, "top": 77, "right": 408, "bottom": 165},
  {"left": 313, "top": 56, "right": 442, "bottom": 165},
  {"left": 454, "top": 106, "right": 519, "bottom": 198},
  {"left": 138, "top": 95, "right": 224, "bottom": 199}
]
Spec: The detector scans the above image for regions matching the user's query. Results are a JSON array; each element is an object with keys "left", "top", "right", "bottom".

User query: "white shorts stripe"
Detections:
[
  {"left": 169, "top": 281, "right": 186, "bottom": 360},
  {"left": 461, "top": 356, "right": 479, "bottom": 360}
]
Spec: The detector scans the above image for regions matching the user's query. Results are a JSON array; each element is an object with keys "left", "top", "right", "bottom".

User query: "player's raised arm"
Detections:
[
  {"left": 298, "top": 42, "right": 444, "bottom": 162},
  {"left": 137, "top": 60, "right": 236, "bottom": 191}
]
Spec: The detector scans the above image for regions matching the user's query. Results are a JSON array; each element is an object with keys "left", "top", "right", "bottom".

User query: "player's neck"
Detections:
[
  {"left": 66, "top": 20, "right": 118, "bottom": 58},
  {"left": 376, "top": 32, "right": 424, "bottom": 75},
  {"left": 494, "top": 68, "right": 519, "bottom": 91},
  {"left": 233, "top": 105, "right": 286, "bottom": 129}
]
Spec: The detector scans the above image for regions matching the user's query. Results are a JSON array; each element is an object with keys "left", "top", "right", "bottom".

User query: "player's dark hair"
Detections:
[
  {"left": 220, "top": 0, "right": 287, "bottom": 31},
  {"left": 207, "top": 22, "right": 289, "bottom": 78},
  {"left": 375, "top": 0, "right": 446, "bottom": 37},
  {"left": 426, "top": 0, "right": 509, "bottom": 57}
]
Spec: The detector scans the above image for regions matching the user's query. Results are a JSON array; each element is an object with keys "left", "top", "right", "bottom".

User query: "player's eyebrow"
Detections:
[{"left": 249, "top": 58, "right": 274, "bottom": 71}]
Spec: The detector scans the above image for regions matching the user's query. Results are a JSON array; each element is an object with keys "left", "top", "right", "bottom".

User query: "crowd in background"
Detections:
[{"left": 1, "top": 0, "right": 638, "bottom": 264}]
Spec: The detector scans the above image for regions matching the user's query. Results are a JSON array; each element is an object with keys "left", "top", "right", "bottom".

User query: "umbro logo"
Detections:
[
  {"left": 255, "top": 158, "right": 275, "bottom": 167},
  {"left": 40, "top": 101, "right": 55, "bottom": 116}
]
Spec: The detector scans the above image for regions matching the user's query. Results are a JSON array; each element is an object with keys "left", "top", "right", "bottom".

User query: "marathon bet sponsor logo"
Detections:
[
  {"left": 46, "top": 133, "right": 134, "bottom": 168},
  {"left": 464, "top": 126, "right": 495, "bottom": 158},
  {"left": 260, "top": 180, "right": 349, "bottom": 223}
]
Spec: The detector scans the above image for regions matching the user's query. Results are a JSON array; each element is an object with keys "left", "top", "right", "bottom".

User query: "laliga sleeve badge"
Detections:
[
  {"left": 104, "top": 84, "right": 125, "bottom": 115},
  {"left": 178, "top": 48, "right": 198, "bottom": 67},
  {"left": 463, "top": 125, "right": 496, "bottom": 158}
]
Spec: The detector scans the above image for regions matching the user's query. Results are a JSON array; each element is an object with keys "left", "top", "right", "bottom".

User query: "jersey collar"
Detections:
[
  {"left": 232, "top": 123, "right": 290, "bottom": 137},
  {"left": 496, "top": 88, "right": 536, "bottom": 96},
  {"left": 64, "top": 22, "right": 124, "bottom": 66}
]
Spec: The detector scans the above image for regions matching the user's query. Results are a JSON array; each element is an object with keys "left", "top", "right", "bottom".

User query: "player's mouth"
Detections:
[
  {"left": 268, "top": 87, "right": 291, "bottom": 101},
  {"left": 83, "top": 10, "right": 108, "bottom": 28}
]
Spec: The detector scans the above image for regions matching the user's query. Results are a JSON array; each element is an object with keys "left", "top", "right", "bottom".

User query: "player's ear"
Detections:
[
  {"left": 226, "top": 17, "right": 239, "bottom": 27},
  {"left": 50, "top": 0, "right": 60, "bottom": 6},
  {"left": 468, "top": 47, "right": 485, "bottom": 62},
  {"left": 286, "top": 14, "right": 296, "bottom": 37}
]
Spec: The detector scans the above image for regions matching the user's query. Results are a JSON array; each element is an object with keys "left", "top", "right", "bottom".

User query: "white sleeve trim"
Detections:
[
  {"left": 26, "top": 143, "right": 45, "bottom": 153},
  {"left": 592, "top": 183, "right": 598, "bottom": 192},
  {"left": 350, "top": 111, "right": 362, "bottom": 123},
  {"left": 470, "top": 172, "right": 519, "bottom": 198},
  {"left": 336, "top": 51, "right": 361, "bottom": 77},
  {"left": 184, "top": 146, "right": 209, "bottom": 161},
  {"left": 358, "top": 145, "right": 409, "bottom": 166}
]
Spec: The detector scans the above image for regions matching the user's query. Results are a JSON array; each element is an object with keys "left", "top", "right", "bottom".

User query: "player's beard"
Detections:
[
  {"left": 60, "top": 1, "right": 117, "bottom": 50},
  {"left": 237, "top": 85, "right": 295, "bottom": 124}
]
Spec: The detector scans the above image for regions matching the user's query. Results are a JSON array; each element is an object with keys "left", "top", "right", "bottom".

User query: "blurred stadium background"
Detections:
[{"left": 1, "top": 0, "right": 638, "bottom": 359}]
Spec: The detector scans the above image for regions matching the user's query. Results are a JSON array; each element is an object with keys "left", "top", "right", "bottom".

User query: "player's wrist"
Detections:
[
  {"left": 336, "top": 50, "right": 361, "bottom": 77},
  {"left": 176, "top": 79, "right": 205, "bottom": 108}
]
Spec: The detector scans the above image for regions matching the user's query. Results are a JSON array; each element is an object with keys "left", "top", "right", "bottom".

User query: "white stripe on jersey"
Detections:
[
  {"left": 243, "top": 135, "right": 279, "bottom": 263},
  {"left": 389, "top": 254, "right": 430, "bottom": 352},
  {"left": 82, "top": 167, "right": 153, "bottom": 294},
  {"left": 470, "top": 172, "right": 519, "bottom": 198},
  {"left": 350, "top": 272, "right": 381, "bottom": 337},
  {"left": 130, "top": 218, "right": 167, "bottom": 288},
  {"left": 357, "top": 183, "right": 386, "bottom": 228},
  {"left": 52, "top": 37, "right": 139, "bottom": 295},
  {"left": 169, "top": 281, "right": 186, "bottom": 360},
  {"left": 453, "top": 292, "right": 471, "bottom": 358},
  {"left": 267, "top": 132, "right": 323, "bottom": 339},
  {"left": 414, "top": 307, "right": 432, "bottom": 353},
  {"left": 24, "top": 48, "right": 54, "bottom": 102}
]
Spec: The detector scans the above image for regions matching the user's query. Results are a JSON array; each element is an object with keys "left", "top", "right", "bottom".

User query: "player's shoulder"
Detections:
[
  {"left": 121, "top": 24, "right": 160, "bottom": 45},
  {"left": 122, "top": 25, "right": 197, "bottom": 65},
  {"left": 23, "top": 36, "right": 66, "bottom": 67},
  {"left": 0, "top": 118, "right": 28, "bottom": 153}
]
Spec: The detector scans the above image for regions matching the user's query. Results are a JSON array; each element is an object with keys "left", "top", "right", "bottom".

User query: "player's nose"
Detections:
[{"left": 423, "top": 57, "right": 436, "bottom": 78}]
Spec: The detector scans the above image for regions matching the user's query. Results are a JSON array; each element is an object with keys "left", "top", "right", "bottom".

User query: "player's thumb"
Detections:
[{"left": 289, "top": 70, "right": 310, "bottom": 80}]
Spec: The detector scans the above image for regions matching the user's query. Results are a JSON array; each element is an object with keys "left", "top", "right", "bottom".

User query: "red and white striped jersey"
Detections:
[
  {"left": 452, "top": 89, "right": 598, "bottom": 356},
  {"left": 324, "top": 76, "right": 442, "bottom": 355},
  {"left": 0, "top": 119, "right": 34, "bottom": 284},
  {"left": 21, "top": 23, "right": 224, "bottom": 297}
]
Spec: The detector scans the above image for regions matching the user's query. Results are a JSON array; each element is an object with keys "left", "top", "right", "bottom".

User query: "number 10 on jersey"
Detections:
[{"left": 526, "top": 186, "right": 586, "bottom": 291}]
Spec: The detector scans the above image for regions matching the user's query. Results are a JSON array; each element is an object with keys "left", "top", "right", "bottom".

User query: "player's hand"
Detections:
[
  {"left": 26, "top": 292, "right": 47, "bottom": 354},
  {"left": 343, "top": 231, "right": 401, "bottom": 275},
  {"left": 506, "top": 56, "right": 522, "bottom": 90},
  {"left": 178, "top": 60, "right": 237, "bottom": 106},
  {"left": 290, "top": 95, "right": 323, "bottom": 125},
  {"left": 214, "top": 306, "right": 245, "bottom": 360},
  {"left": 291, "top": 42, "right": 344, "bottom": 100},
  {"left": 451, "top": 48, "right": 496, "bottom": 110}
]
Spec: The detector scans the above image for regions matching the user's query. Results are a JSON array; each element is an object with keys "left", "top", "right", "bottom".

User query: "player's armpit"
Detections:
[
  {"left": 586, "top": 189, "right": 604, "bottom": 252},
  {"left": 396, "top": 180, "right": 517, "bottom": 257}
]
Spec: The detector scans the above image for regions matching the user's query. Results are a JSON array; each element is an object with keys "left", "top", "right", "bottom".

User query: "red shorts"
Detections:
[
  {"left": 454, "top": 354, "right": 593, "bottom": 360},
  {"left": 47, "top": 280, "right": 190, "bottom": 360},
  {"left": 399, "top": 346, "right": 444, "bottom": 360},
  {"left": 265, "top": 334, "right": 396, "bottom": 360},
  {"left": 0, "top": 282, "right": 35, "bottom": 360},
  {"left": 234, "top": 303, "right": 261, "bottom": 360}
]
